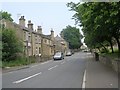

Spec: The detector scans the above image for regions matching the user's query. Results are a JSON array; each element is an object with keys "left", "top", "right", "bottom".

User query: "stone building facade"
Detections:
[
  {"left": 1, "top": 15, "right": 69, "bottom": 62},
  {"left": 1, "top": 16, "right": 55, "bottom": 61},
  {"left": 54, "top": 35, "right": 69, "bottom": 55}
]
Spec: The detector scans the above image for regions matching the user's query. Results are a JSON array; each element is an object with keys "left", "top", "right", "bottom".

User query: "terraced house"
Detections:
[
  {"left": 1, "top": 16, "right": 55, "bottom": 61},
  {"left": 1, "top": 15, "right": 69, "bottom": 62}
]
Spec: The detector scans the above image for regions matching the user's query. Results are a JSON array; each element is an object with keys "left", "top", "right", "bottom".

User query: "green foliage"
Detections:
[
  {"left": 2, "top": 56, "right": 36, "bottom": 68},
  {"left": 61, "top": 25, "right": 83, "bottom": 49},
  {"left": 2, "top": 28, "right": 23, "bottom": 62},
  {"left": 0, "top": 11, "right": 13, "bottom": 21},
  {"left": 67, "top": 2, "right": 120, "bottom": 52}
]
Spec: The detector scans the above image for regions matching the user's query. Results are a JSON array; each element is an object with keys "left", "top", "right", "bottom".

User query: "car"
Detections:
[
  {"left": 83, "top": 49, "right": 89, "bottom": 52},
  {"left": 71, "top": 51, "right": 74, "bottom": 54},
  {"left": 53, "top": 52, "right": 64, "bottom": 60},
  {"left": 66, "top": 51, "right": 72, "bottom": 56}
]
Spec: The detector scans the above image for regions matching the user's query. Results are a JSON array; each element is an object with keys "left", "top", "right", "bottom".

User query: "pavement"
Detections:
[
  {"left": 1, "top": 52, "right": 119, "bottom": 89},
  {"left": 85, "top": 53, "right": 119, "bottom": 89}
]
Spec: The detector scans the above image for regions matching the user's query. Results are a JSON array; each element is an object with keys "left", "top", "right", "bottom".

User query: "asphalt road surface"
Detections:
[{"left": 2, "top": 52, "right": 88, "bottom": 88}]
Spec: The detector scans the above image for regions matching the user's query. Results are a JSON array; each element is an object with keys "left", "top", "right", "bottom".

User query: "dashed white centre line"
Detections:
[
  {"left": 48, "top": 65, "right": 58, "bottom": 71},
  {"left": 82, "top": 70, "right": 86, "bottom": 89},
  {"left": 13, "top": 72, "right": 42, "bottom": 84}
]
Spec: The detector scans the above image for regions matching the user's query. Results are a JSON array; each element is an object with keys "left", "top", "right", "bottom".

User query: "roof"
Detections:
[
  {"left": 41, "top": 34, "right": 51, "bottom": 40},
  {"left": 1, "top": 19, "right": 52, "bottom": 40},
  {"left": 55, "top": 35, "right": 64, "bottom": 41}
]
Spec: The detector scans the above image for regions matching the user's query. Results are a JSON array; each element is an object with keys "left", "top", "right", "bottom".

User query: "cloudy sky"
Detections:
[{"left": 1, "top": 1, "right": 83, "bottom": 36}]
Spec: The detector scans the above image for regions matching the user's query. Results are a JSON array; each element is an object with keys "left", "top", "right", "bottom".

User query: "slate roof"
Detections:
[
  {"left": 55, "top": 35, "right": 64, "bottom": 41},
  {"left": 2, "top": 19, "right": 52, "bottom": 40}
]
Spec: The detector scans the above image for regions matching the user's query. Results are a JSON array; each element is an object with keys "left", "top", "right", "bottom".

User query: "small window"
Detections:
[
  {"left": 28, "top": 36, "right": 31, "bottom": 42},
  {"left": 39, "top": 47, "right": 41, "bottom": 54},
  {"left": 44, "top": 39, "right": 47, "bottom": 43},
  {"left": 36, "top": 47, "right": 38, "bottom": 55}
]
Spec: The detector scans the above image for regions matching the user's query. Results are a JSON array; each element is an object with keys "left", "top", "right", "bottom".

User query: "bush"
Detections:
[
  {"left": 2, "top": 28, "right": 23, "bottom": 62},
  {"left": 100, "top": 48, "right": 109, "bottom": 53}
]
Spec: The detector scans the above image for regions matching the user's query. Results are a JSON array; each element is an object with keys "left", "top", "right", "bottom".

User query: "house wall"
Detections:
[{"left": 1, "top": 18, "right": 57, "bottom": 61}]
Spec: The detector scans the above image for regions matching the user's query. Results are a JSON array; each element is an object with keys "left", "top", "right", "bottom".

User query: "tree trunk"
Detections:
[
  {"left": 115, "top": 37, "right": 120, "bottom": 53},
  {"left": 114, "top": 36, "right": 120, "bottom": 53},
  {"left": 109, "top": 40, "right": 114, "bottom": 53}
]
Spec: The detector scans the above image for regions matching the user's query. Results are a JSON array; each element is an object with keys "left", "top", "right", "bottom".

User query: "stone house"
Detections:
[
  {"left": 1, "top": 16, "right": 55, "bottom": 61},
  {"left": 41, "top": 32, "right": 54, "bottom": 58},
  {"left": 54, "top": 35, "right": 69, "bottom": 55}
]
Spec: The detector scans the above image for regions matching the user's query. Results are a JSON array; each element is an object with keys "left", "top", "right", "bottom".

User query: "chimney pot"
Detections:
[
  {"left": 37, "top": 26, "right": 42, "bottom": 34},
  {"left": 28, "top": 20, "right": 31, "bottom": 24},
  {"left": 19, "top": 16, "right": 25, "bottom": 27},
  {"left": 27, "top": 20, "right": 33, "bottom": 30}
]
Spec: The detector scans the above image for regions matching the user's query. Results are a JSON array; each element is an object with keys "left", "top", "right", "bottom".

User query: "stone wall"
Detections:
[
  {"left": 99, "top": 55, "right": 120, "bottom": 73},
  {"left": 29, "top": 55, "right": 52, "bottom": 63}
]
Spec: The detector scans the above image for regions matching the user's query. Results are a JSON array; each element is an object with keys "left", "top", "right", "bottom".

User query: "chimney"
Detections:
[
  {"left": 51, "top": 28, "right": 54, "bottom": 40},
  {"left": 37, "top": 26, "right": 42, "bottom": 34},
  {"left": 19, "top": 16, "right": 25, "bottom": 27},
  {"left": 27, "top": 20, "right": 33, "bottom": 30}
]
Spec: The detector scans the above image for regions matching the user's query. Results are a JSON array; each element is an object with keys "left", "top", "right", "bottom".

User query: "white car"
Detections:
[
  {"left": 66, "top": 51, "right": 72, "bottom": 56},
  {"left": 53, "top": 52, "right": 64, "bottom": 60}
]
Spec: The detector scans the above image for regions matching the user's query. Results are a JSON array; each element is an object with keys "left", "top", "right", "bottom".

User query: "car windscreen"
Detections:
[{"left": 55, "top": 53, "right": 61, "bottom": 56}]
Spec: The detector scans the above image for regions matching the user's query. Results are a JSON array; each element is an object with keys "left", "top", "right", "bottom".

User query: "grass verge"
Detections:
[{"left": 2, "top": 56, "right": 36, "bottom": 68}]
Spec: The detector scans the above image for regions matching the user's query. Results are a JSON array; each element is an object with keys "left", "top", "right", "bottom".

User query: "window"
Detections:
[
  {"left": 28, "top": 33, "right": 31, "bottom": 36},
  {"left": 44, "top": 39, "right": 47, "bottom": 43},
  {"left": 39, "top": 37, "right": 41, "bottom": 43},
  {"left": 35, "top": 35, "right": 38, "bottom": 43},
  {"left": 36, "top": 47, "right": 38, "bottom": 55},
  {"left": 28, "top": 36, "right": 31, "bottom": 42},
  {"left": 25, "top": 32, "right": 29, "bottom": 41},
  {"left": 39, "top": 47, "right": 41, "bottom": 54},
  {"left": 3, "top": 22, "right": 6, "bottom": 28}
]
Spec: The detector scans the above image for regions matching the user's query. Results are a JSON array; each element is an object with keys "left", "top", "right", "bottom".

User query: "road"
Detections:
[{"left": 2, "top": 52, "right": 88, "bottom": 88}]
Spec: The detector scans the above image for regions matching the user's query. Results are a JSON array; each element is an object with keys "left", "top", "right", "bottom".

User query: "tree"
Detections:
[
  {"left": 67, "top": 2, "right": 120, "bottom": 53},
  {"left": 2, "top": 28, "right": 23, "bottom": 62},
  {"left": 0, "top": 11, "right": 13, "bottom": 21},
  {"left": 60, "top": 25, "right": 83, "bottom": 49}
]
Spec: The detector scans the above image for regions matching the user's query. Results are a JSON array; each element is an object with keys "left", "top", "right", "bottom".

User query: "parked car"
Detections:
[
  {"left": 83, "top": 49, "right": 89, "bottom": 52},
  {"left": 71, "top": 51, "right": 74, "bottom": 54},
  {"left": 53, "top": 52, "right": 64, "bottom": 60},
  {"left": 66, "top": 51, "right": 72, "bottom": 56}
]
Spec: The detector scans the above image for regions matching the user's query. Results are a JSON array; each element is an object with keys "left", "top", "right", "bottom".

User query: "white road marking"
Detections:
[
  {"left": 13, "top": 72, "right": 42, "bottom": 84},
  {"left": 48, "top": 65, "right": 58, "bottom": 70},
  {"left": 110, "top": 83, "right": 113, "bottom": 86},
  {"left": 82, "top": 70, "right": 86, "bottom": 89},
  {"left": 61, "top": 62, "right": 65, "bottom": 64}
]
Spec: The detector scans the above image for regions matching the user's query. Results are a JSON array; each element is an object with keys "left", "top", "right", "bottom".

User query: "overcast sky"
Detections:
[{"left": 2, "top": 1, "right": 84, "bottom": 36}]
